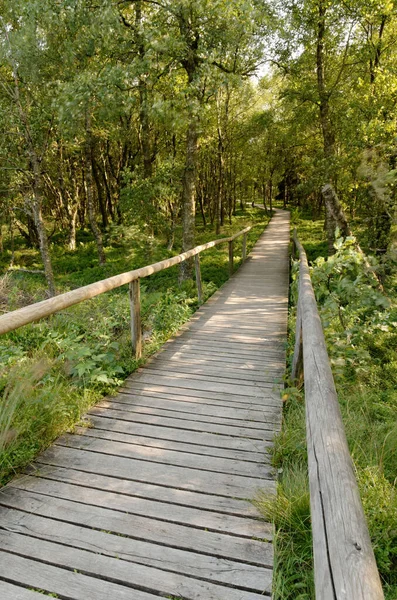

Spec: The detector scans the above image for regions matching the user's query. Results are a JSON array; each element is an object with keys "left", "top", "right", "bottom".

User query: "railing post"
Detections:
[
  {"left": 129, "top": 278, "right": 142, "bottom": 359},
  {"left": 291, "top": 296, "right": 304, "bottom": 387},
  {"left": 242, "top": 232, "right": 247, "bottom": 263},
  {"left": 195, "top": 253, "right": 203, "bottom": 306},
  {"left": 228, "top": 240, "right": 234, "bottom": 276}
]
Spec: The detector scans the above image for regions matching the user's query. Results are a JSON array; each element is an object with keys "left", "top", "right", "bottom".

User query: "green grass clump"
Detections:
[{"left": 0, "top": 207, "right": 269, "bottom": 485}]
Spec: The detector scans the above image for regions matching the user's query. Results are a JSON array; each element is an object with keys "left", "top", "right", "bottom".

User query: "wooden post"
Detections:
[
  {"left": 228, "top": 240, "right": 234, "bottom": 276},
  {"left": 195, "top": 254, "right": 203, "bottom": 306},
  {"left": 242, "top": 232, "right": 247, "bottom": 263},
  {"left": 291, "top": 298, "right": 304, "bottom": 387},
  {"left": 129, "top": 278, "right": 142, "bottom": 359}
]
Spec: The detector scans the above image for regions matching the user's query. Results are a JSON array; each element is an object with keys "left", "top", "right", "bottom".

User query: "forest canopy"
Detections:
[{"left": 0, "top": 0, "right": 396, "bottom": 289}]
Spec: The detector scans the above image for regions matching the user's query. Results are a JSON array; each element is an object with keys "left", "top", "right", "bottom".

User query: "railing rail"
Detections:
[
  {"left": 0, "top": 227, "right": 251, "bottom": 358},
  {"left": 291, "top": 230, "right": 384, "bottom": 600}
]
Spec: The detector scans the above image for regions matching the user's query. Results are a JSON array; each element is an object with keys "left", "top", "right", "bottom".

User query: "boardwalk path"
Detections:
[{"left": 0, "top": 210, "right": 290, "bottom": 599}]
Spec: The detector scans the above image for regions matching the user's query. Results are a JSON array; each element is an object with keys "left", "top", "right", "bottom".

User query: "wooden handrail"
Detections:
[
  {"left": 0, "top": 227, "right": 251, "bottom": 338},
  {"left": 291, "top": 231, "right": 384, "bottom": 600}
]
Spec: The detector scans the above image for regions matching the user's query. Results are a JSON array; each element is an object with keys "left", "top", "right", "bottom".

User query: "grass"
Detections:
[
  {"left": 0, "top": 206, "right": 270, "bottom": 486},
  {"left": 257, "top": 206, "right": 397, "bottom": 599}
]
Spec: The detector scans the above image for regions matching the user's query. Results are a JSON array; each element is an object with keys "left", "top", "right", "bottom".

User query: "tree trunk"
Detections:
[
  {"left": 135, "top": 1, "right": 153, "bottom": 179},
  {"left": 179, "top": 112, "right": 198, "bottom": 281},
  {"left": 262, "top": 183, "right": 269, "bottom": 216},
  {"left": 92, "top": 154, "right": 108, "bottom": 229},
  {"left": 316, "top": 0, "right": 338, "bottom": 253},
  {"left": 85, "top": 111, "right": 106, "bottom": 265},
  {"left": 10, "top": 58, "right": 56, "bottom": 295}
]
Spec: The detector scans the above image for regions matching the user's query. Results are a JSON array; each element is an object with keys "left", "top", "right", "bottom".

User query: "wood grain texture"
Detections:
[
  {"left": 295, "top": 234, "right": 384, "bottom": 600},
  {"left": 0, "top": 211, "right": 290, "bottom": 600}
]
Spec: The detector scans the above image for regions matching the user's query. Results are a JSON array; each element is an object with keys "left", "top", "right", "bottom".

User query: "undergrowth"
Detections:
[
  {"left": 0, "top": 207, "right": 269, "bottom": 486},
  {"left": 257, "top": 208, "right": 397, "bottom": 599}
]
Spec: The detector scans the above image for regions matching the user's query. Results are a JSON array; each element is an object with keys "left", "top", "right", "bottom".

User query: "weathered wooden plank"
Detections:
[
  {"left": 35, "top": 445, "right": 275, "bottom": 498},
  {"left": 104, "top": 393, "right": 281, "bottom": 422},
  {"left": 84, "top": 414, "right": 272, "bottom": 455},
  {"left": 123, "top": 374, "right": 280, "bottom": 399},
  {"left": 88, "top": 406, "right": 278, "bottom": 440},
  {"left": 119, "top": 383, "right": 282, "bottom": 408},
  {"left": 22, "top": 464, "right": 263, "bottom": 517},
  {"left": 132, "top": 369, "right": 282, "bottom": 392},
  {"left": 140, "top": 361, "right": 283, "bottom": 383},
  {"left": 0, "top": 508, "right": 271, "bottom": 591},
  {"left": 162, "top": 337, "right": 286, "bottom": 357},
  {"left": 151, "top": 349, "right": 285, "bottom": 368},
  {"left": 0, "top": 550, "right": 159, "bottom": 600},
  {"left": 0, "top": 488, "right": 273, "bottom": 565},
  {"left": 97, "top": 398, "right": 281, "bottom": 428},
  {"left": 55, "top": 433, "right": 272, "bottom": 478},
  {"left": 74, "top": 426, "right": 268, "bottom": 462},
  {"left": 172, "top": 331, "right": 285, "bottom": 346},
  {"left": 0, "top": 581, "right": 47, "bottom": 600},
  {"left": 10, "top": 474, "right": 268, "bottom": 537}
]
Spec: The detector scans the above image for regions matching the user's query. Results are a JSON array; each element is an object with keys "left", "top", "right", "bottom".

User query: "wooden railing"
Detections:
[
  {"left": 291, "top": 231, "right": 384, "bottom": 600},
  {"left": 0, "top": 227, "right": 251, "bottom": 359}
]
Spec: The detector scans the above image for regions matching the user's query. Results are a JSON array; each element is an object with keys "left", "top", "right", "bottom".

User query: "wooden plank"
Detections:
[
  {"left": 119, "top": 383, "right": 282, "bottom": 408},
  {"left": 55, "top": 433, "right": 272, "bottom": 478},
  {"left": 104, "top": 393, "right": 281, "bottom": 422},
  {"left": 132, "top": 368, "right": 283, "bottom": 391},
  {"left": 0, "top": 549, "right": 161, "bottom": 600},
  {"left": 88, "top": 406, "right": 278, "bottom": 440},
  {"left": 0, "top": 581, "right": 48, "bottom": 600},
  {"left": 152, "top": 349, "right": 285, "bottom": 368},
  {"left": 84, "top": 414, "right": 272, "bottom": 455},
  {"left": 0, "top": 488, "right": 273, "bottom": 566},
  {"left": 74, "top": 426, "right": 268, "bottom": 463},
  {"left": 35, "top": 445, "right": 275, "bottom": 499},
  {"left": 97, "top": 398, "right": 281, "bottom": 428},
  {"left": 10, "top": 474, "right": 268, "bottom": 537},
  {"left": 123, "top": 374, "right": 280, "bottom": 399},
  {"left": 22, "top": 464, "right": 263, "bottom": 517},
  {"left": 116, "top": 388, "right": 281, "bottom": 415},
  {"left": 0, "top": 508, "right": 271, "bottom": 591},
  {"left": 140, "top": 360, "right": 283, "bottom": 384},
  {"left": 173, "top": 331, "right": 285, "bottom": 345},
  {"left": 158, "top": 338, "right": 286, "bottom": 359}
]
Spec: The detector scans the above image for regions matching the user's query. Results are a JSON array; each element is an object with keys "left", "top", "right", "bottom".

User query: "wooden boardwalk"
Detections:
[{"left": 0, "top": 210, "right": 290, "bottom": 599}]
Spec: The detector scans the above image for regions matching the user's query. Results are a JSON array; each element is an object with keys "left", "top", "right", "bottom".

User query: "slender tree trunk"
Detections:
[
  {"left": 85, "top": 111, "right": 106, "bottom": 265},
  {"left": 135, "top": 1, "right": 153, "bottom": 179},
  {"left": 92, "top": 154, "right": 108, "bottom": 229},
  {"left": 10, "top": 58, "right": 56, "bottom": 295},
  {"left": 262, "top": 183, "right": 269, "bottom": 216},
  {"left": 317, "top": 0, "right": 337, "bottom": 253},
  {"left": 179, "top": 112, "right": 198, "bottom": 281}
]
